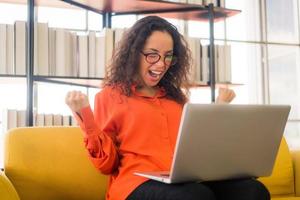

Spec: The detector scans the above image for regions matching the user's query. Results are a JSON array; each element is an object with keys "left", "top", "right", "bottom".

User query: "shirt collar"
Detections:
[{"left": 131, "top": 84, "right": 166, "bottom": 98}]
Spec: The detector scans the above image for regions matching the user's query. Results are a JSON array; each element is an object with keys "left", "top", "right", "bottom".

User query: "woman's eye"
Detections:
[
  {"left": 148, "top": 54, "right": 158, "bottom": 58},
  {"left": 165, "top": 55, "right": 173, "bottom": 60}
]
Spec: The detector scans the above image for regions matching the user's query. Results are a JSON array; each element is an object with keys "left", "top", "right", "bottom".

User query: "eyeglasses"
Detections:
[{"left": 140, "top": 52, "right": 177, "bottom": 66}]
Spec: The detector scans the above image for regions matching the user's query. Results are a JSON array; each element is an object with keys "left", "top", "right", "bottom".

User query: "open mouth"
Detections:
[{"left": 148, "top": 70, "right": 163, "bottom": 78}]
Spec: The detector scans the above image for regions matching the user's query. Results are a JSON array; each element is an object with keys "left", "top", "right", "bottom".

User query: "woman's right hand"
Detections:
[
  {"left": 216, "top": 87, "right": 236, "bottom": 104},
  {"left": 65, "top": 90, "right": 90, "bottom": 113}
]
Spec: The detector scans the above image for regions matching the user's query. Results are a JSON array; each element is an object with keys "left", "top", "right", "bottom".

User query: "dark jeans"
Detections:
[{"left": 126, "top": 178, "right": 270, "bottom": 200}]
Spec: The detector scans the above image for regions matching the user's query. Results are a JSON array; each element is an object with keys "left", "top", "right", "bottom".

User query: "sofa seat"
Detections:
[{"left": 0, "top": 127, "right": 299, "bottom": 200}]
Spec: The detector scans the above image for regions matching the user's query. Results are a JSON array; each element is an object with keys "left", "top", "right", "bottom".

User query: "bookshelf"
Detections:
[
  {"left": 59, "top": 0, "right": 240, "bottom": 100},
  {"left": 3, "top": 0, "right": 240, "bottom": 20},
  {"left": 1, "top": 0, "right": 240, "bottom": 126},
  {"left": 33, "top": 76, "right": 101, "bottom": 88}
]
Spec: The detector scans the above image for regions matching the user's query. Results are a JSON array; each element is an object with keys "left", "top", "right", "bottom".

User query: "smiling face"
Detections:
[{"left": 138, "top": 31, "right": 174, "bottom": 89}]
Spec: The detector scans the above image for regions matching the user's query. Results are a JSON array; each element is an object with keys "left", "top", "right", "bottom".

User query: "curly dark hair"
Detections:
[{"left": 103, "top": 15, "right": 192, "bottom": 104}]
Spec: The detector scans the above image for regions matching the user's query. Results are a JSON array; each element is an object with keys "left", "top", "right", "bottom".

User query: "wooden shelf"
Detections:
[
  {"left": 61, "top": 0, "right": 240, "bottom": 22},
  {"left": 1, "top": 0, "right": 240, "bottom": 22},
  {"left": 33, "top": 75, "right": 103, "bottom": 88},
  {"left": 0, "top": 0, "right": 78, "bottom": 9},
  {"left": 190, "top": 81, "right": 244, "bottom": 88},
  {"left": 142, "top": 8, "right": 240, "bottom": 22}
]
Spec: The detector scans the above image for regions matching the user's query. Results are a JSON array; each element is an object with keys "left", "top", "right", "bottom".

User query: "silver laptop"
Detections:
[{"left": 134, "top": 103, "right": 291, "bottom": 184}]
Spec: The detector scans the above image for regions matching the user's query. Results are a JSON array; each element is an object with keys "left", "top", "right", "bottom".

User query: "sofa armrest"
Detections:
[
  {"left": 0, "top": 171, "right": 20, "bottom": 200},
  {"left": 292, "top": 150, "right": 300, "bottom": 196}
]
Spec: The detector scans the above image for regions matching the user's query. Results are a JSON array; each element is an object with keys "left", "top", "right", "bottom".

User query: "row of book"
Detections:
[
  {"left": 0, "top": 21, "right": 123, "bottom": 78},
  {"left": 1, "top": 109, "right": 77, "bottom": 134},
  {"left": 187, "top": 37, "right": 231, "bottom": 84},
  {"left": 41, "top": 25, "right": 125, "bottom": 78},
  {"left": 0, "top": 21, "right": 232, "bottom": 83},
  {"left": 0, "top": 22, "right": 25, "bottom": 75}
]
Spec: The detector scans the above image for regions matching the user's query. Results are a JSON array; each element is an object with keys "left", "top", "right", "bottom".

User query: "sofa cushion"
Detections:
[
  {"left": 272, "top": 197, "right": 300, "bottom": 200},
  {"left": 0, "top": 171, "right": 20, "bottom": 200},
  {"left": 259, "top": 138, "right": 295, "bottom": 196},
  {"left": 4, "top": 127, "right": 108, "bottom": 200}
]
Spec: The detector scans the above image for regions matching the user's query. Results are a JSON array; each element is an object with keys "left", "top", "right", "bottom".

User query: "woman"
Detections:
[{"left": 65, "top": 16, "right": 269, "bottom": 200}]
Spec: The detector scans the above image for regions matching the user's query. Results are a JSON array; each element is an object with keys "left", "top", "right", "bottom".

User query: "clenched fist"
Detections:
[
  {"left": 65, "top": 90, "right": 90, "bottom": 113},
  {"left": 216, "top": 87, "right": 236, "bottom": 104}
]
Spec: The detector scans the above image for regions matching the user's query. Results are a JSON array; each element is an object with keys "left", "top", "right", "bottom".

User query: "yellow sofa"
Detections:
[{"left": 0, "top": 127, "right": 299, "bottom": 200}]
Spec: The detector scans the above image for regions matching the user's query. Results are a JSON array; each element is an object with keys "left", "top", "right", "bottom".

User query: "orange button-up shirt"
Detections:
[{"left": 75, "top": 86, "right": 183, "bottom": 200}]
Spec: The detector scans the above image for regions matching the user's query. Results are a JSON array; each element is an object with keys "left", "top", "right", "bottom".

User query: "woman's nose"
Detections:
[{"left": 154, "top": 57, "right": 166, "bottom": 68}]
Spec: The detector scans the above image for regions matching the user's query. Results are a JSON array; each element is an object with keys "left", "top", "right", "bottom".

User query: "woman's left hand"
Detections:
[{"left": 216, "top": 87, "right": 236, "bottom": 104}]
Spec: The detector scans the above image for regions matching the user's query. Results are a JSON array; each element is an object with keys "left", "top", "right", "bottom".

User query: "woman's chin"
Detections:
[{"left": 145, "top": 80, "right": 160, "bottom": 87}]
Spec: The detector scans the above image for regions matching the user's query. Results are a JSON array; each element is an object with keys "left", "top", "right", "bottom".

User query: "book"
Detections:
[
  {"left": 64, "top": 31, "right": 72, "bottom": 76},
  {"left": 62, "top": 115, "right": 71, "bottom": 126},
  {"left": 53, "top": 114, "right": 62, "bottom": 126},
  {"left": 95, "top": 35, "right": 105, "bottom": 78},
  {"left": 217, "top": 45, "right": 225, "bottom": 82},
  {"left": 201, "top": 45, "right": 209, "bottom": 83},
  {"left": 186, "top": 37, "right": 197, "bottom": 83},
  {"left": 113, "top": 28, "right": 125, "bottom": 49},
  {"left": 78, "top": 34, "right": 88, "bottom": 77},
  {"left": 203, "top": 0, "right": 218, "bottom": 5},
  {"left": 14, "top": 21, "right": 26, "bottom": 75},
  {"left": 17, "top": 110, "right": 26, "bottom": 127},
  {"left": 44, "top": 114, "right": 53, "bottom": 126},
  {"left": 34, "top": 113, "right": 44, "bottom": 126},
  {"left": 55, "top": 28, "right": 66, "bottom": 76},
  {"left": 6, "top": 24, "right": 15, "bottom": 75},
  {"left": 69, "top": 32, "right": 78, "bottom": 77},
  {"left": 215, "top": 44, "right": 219, "bottom": 82},
  {"left": 188, "top": 0, "right": 203, "bottom": 5},
  {"left": 220, "top": 0, "right": 225, "bottom": 7},
  {"left": 88, "top": 31, "right": 96, "bottom": 78},
  {"left": 34, "top": 22, "right": 38, "bottom": 75},
  {"left": 71, "top": 116, "right": 78, "bottom": 126},
  {"left": 102, "top": 28, "right": 114, "bottom": 73},
  {"left": 224, "top": 45, "right": 232, "bottom": 83},
  {"left": 2, "top": 109, "right": 17, "bottom": 133},
  {"left": 49, "top": 28, "right": 56, "bottom": 76},
  {"left": 0, "top": 24, "right": 6, "bottom": 74},
  {"left": 216, "top": 44, "right": 232, "bottom": 83},
  {"left": 35, "top": 22, "right": 49, "bottom": 76},
  {"left": 195, "top": 38, "right": 201, "bottom": 83}
]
